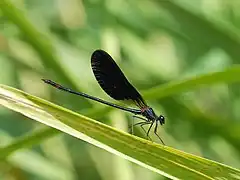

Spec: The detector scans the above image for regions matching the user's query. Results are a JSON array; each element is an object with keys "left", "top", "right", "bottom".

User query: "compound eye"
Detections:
[{"left": 158, "top": 115, "right": 165, "bottom": 125}]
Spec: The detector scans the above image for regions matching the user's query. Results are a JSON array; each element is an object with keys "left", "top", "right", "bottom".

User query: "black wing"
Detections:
[{"left": 91, "top": 49, "right": 147, "bottom": 108}]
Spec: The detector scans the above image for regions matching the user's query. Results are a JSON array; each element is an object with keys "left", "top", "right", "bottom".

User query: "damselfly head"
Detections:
[{"left": 157, "top": 115, "right": 165, "bottom": 125}]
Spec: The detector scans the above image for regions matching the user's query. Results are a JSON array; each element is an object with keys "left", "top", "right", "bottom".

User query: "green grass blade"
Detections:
[
  {"left": 1, "top": 65, "right": 240, "bottom": 163},
  {"left": 0, "top": 85, "right": 240, "bottom": 180},
  {"left": 144, "top": 65, "right": 240, "bottom": 100},
  {"left": 0, "top": 107, "right": 110, "bottom": 157},
  {"left": 0, "top": 128, "right": 60, "bottom": 158}
]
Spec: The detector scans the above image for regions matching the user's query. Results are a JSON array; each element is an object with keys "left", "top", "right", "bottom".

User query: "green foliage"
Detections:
[
  {"left": 1, "top": 85, "right": 240, "bottom": 180},
  {"left": 1, "top": 0, "right": 240, "bottom": 179}
]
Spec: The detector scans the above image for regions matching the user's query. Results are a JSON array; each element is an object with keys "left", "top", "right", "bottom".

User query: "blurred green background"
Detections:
[{"left": 1, "top": 0, "right": 240, "bottom": 179}]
